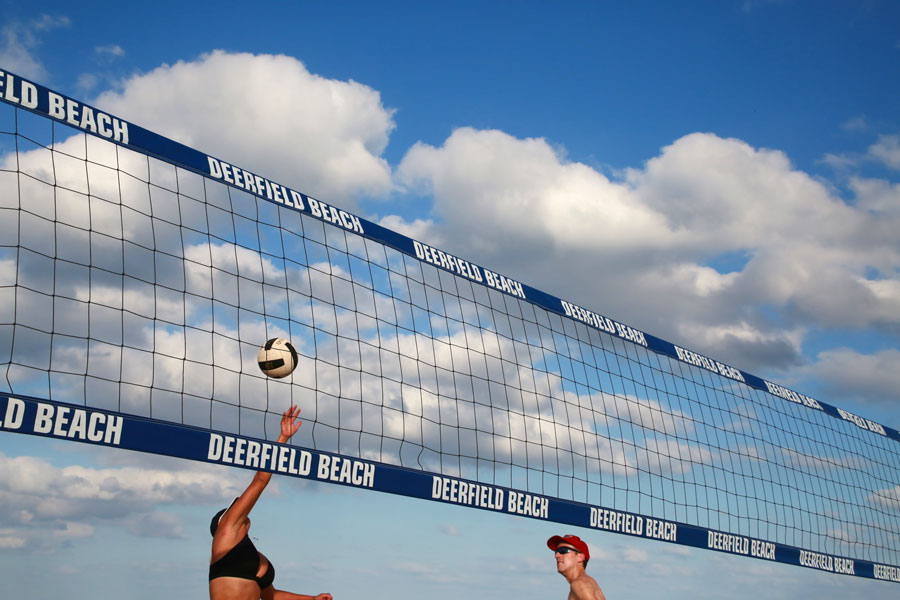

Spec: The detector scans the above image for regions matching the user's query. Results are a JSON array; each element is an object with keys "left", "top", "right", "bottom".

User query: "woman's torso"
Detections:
[{"left": 209, "top": 533, "right": 272, "bottom": 599}]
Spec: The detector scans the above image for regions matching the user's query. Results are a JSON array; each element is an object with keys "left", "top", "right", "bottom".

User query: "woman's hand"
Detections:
[{"left": 278, "top": 405, "right": 302, "bottom": 442}]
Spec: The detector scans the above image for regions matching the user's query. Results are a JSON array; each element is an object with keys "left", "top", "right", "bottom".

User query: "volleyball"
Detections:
[{"left": 257, "top": 338, "right": 298, "bottom": 378}]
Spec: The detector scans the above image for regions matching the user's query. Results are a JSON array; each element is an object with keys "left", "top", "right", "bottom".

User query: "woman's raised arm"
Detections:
[{"left": 217, "top": 405, "right": 302, "bottom": 529}]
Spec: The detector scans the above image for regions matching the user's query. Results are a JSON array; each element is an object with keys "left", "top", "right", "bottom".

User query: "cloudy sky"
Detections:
[{"left": 1, "top": 1, "right": 899, "bottom": 598}]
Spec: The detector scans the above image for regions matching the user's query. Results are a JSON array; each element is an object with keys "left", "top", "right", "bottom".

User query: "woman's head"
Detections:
[
  {"left": 210, "top": 498, "right": 241, "bottom": 537},
  {"left": 210, "top": 507, "right": 228, "bottom": 537}
]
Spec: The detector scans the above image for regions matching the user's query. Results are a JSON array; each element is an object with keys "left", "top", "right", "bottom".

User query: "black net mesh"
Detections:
[{"left": 1, "top": 99, "right": 899, "bottom": 568}]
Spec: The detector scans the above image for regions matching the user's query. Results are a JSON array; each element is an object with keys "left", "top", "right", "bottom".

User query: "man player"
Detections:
[{"left": 547, "top": 534, "right": 606, "bottom": 600}]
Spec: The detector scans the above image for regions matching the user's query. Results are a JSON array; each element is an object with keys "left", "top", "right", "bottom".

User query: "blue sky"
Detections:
[{"left": 1, "top": 1, "right": 899, "bottom": 598}]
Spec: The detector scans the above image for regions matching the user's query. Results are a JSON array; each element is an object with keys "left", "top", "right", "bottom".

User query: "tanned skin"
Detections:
[
  {"left": 554, "top": 543, "right": 606, "bottom": 600},
  {"left": 209, "top": 406, "right": 333, "bottom": 600}
]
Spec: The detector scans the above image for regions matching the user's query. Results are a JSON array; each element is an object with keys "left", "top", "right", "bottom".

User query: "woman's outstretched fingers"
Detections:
[{"left": 281, "top": 405, "right": 302, "bottom": 438}]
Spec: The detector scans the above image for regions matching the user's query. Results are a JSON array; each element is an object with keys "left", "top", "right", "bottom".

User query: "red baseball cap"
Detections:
[{"left": 547, "top": 534, "right": 590, "bottom": 561}]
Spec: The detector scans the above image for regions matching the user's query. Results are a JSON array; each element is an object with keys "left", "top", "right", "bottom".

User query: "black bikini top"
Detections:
[
  {"left": 210, "top": 534, "right": 260, "bottom": 582},
  {"left": 209, "top": 506, "right": 275, "bottom": 588}
]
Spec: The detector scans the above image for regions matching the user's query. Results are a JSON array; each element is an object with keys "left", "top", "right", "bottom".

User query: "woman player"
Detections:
[{"left": 209, "top": 405, "right": 332, "bottom": 600}]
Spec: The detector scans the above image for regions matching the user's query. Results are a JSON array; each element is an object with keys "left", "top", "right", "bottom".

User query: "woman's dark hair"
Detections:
[{"left": 210, "top": 507, "right": 228, "bottom": 537}]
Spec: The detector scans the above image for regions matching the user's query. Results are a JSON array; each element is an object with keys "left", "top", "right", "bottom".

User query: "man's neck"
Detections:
[{"left": 561, "top": 564, "right": 585, "bottom": 584}]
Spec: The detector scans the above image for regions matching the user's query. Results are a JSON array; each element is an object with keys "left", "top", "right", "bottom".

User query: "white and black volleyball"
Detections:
[{"left": 257, "top": 338, "right": 298, "bottom": 378}]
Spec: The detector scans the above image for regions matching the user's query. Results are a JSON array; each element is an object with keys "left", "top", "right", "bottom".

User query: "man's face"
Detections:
[{"left": 554, "top": 543, "right": 582, "bottom": 572}]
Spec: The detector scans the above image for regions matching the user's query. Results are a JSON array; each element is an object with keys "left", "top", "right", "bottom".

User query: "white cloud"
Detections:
[
  {"left": 94, "top": 44, "right": 125, "bottom": 58},
  {"left": 75, "top": 72, "right": 99, "bottom": 93},
  {"left": 0, "top": 452, "right": 245, "bottom": 551},
  {"left": 840, "top": 116, "right": 869, "bottom": 133},
  {"left": 868, "top": 134, "right": 900, "bottom": 170},
  {"left": 395, "top": 128, "right": 900, "bottom": 377},
  {"left": 780, "top": 447, "right": 867, "bottom": 472},
  {"left": 93, "top": 51, "right": 396, "bottom": 207},
  {"left": 126, "top": 511, "right": 187, "bottom": 539},
  {"left": 376, "top": 214, "right": 442, "bottom": 245},
  {"left": 808, "top": 348, "right": 900, "bottom": 415},
  {"left": 0, "top": 530, "right": 26, "bottom": 549},
  {"left": 397, "top": 127, "right": 669, "bottom": 256},
  {"left": 0, "top": 453, "right": 242, "bottom": 505},
  {"left": 820, "top": 151, "right": 859, "bottom": 171},
  {"left": 52, "top": 521, "right": 94, "bottom": 540},
  {"left": 621, "top": 546, "right": 649, "bottom": 563},
  {"left": 870, "top": 485, "right": 900, "bottom": 510},
  {"left": 851, "top": 177, "right": 900, "bottom": 219},
  {"left": 0, "top": 258, "right": 14, "bottom": 286}
]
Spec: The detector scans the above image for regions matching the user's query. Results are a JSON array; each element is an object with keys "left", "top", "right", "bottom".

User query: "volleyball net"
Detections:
[{"left": 1, "top": 68, "right": 898, "bottom": 583}]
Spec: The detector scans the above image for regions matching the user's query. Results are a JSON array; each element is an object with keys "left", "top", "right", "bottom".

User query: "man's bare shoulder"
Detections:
[{"left": 569, "top": 573, "right": 606, "bottom": 600}]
